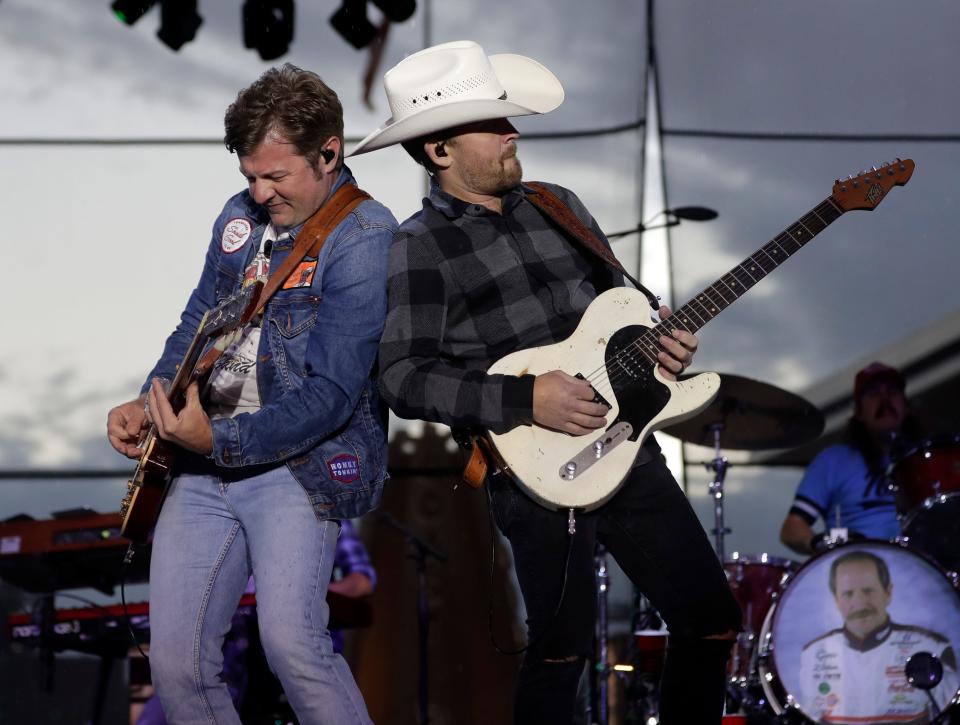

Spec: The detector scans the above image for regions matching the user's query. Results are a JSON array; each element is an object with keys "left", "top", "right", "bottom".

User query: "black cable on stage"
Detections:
[{"left": 121, "top": 543, "right": 151, "bottom": 661}]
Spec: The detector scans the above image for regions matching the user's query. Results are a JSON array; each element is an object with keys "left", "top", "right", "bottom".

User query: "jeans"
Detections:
[
  {"left": 490, "top": 452, "right": 742, "bottom": 725},
  {"left": 148, "top": 466, "right": 372, "bottom": 725}
]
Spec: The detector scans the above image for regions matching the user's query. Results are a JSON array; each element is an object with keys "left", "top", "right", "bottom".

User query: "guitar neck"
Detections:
[
  {"left": 163, "top": 311, "right": 213, "bottom": 413},
  {"left": 654, "top": 196, "right": 845, "bottom": 340}
]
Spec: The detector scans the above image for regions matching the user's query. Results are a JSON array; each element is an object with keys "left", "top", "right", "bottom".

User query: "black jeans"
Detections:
[{"left": 490, "top": 450, "right": 742, "bottom": 725}]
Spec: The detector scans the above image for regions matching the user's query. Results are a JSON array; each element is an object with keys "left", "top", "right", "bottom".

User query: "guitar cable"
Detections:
[
  {"left": 121, "top": 542, "right": 151, "bottom": 661},
  {"left": 484, "top": 484, "right": 576, "bottom": 656}
]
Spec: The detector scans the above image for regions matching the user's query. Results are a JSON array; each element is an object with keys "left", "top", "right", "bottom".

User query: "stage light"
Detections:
[
  {"left": 243, "top": 0, "right": 295, "bottom": 60},
  {"left": 330, "top": 0, "right": 415, "bottom": 49},
  {"left": 111, "top": 0, "right": 157, "bottom": 25},
  {"left": 157, "top": 0, "right": 202, "bottom": 51},
  {"left": 111, "top": 0, "right": 201, "bottom": 52},
  {"left": 329, "top": 0, "right": 377, "bottom": 49},
  {"left": 372, "top": 0, "right": 415, "bottom": 22}
]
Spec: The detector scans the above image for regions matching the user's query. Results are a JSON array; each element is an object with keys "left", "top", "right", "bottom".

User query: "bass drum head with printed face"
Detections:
[{"left": 758, "top": 540, "right": 960, "bottom": 724}]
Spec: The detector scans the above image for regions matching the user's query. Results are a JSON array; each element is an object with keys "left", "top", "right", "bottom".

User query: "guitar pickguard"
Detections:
[{"left": 604, "top": 325, "right": 670, "bottom": 442}]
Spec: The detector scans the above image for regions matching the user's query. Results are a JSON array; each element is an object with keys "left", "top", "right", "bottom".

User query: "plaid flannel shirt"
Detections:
[{"left": 378, "top": 179, "right": 622, "bottom": 435}]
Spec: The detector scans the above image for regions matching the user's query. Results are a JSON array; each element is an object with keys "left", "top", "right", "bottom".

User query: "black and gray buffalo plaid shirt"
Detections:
[{"left": 379, "top": 179, "right": 627, "bottom": 435}]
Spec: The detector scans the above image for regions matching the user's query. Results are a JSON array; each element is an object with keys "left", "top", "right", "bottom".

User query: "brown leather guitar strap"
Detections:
[
  {"left": 524, "top": 181, "right": 661, "bottom": 311},
  {"left": 257, "top": 184, "right": 371, "bottom": 313},
  {"left": 462, "top": 435, "right": 508, "bottom": 489},
  {"left": 193, "top": 184, "right": 370, "bottom": 375}
]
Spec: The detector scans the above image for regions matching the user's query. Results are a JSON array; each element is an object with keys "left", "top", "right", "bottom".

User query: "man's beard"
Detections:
[{"left": 464, "top": 153, "right": 522, "bottom": 196}]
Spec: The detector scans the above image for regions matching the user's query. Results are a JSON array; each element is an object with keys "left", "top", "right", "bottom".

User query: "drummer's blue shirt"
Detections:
[{"left": 790, "top": 444, "right": 900, "bottom": 540}]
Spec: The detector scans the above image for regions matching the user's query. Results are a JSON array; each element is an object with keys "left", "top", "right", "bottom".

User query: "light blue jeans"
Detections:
[{"left": 148, "top": 466, "right": 372, "bottom": 725}]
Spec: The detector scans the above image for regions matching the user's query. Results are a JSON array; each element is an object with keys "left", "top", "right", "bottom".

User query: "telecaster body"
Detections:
[{"left": 487, "top": 287, "right": 719, "bottom": 511}]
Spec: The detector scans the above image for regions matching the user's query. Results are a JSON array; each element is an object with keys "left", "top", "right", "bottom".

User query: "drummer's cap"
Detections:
[{"left": 854, "top": 362, "right": 905, "bottom": 400}]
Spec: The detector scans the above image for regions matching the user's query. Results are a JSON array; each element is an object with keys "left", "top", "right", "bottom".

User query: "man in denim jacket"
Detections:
[{"left": 107, "top": 65, "right": 395, "bottom": 724}]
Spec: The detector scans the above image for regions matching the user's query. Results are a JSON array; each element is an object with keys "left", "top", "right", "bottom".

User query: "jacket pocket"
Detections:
[{"left": 266, "top": 295, "right": 321, "bottom": 380}]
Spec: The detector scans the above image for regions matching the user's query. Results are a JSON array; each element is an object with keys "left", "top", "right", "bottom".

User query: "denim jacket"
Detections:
[{"left": 143, "top": 167, "right": 397, "bottom": 519}]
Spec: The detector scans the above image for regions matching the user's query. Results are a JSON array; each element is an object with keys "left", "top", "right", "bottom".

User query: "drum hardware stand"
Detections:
[
  {"left": 590, "top": 545, "right": 639, "bottom": 725},
  {"left": 593, "top": 543, "right": 611, "bottom": 725},
  {"left": 706, "top": 423, "right": 733, "bottom": 562},
  {"left": 628, "top": 592, "right": 665, "bottom": 725}
]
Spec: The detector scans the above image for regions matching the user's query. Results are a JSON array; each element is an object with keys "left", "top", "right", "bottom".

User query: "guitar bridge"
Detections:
[{"left": 558, "top": 422, "right": 633, "bottom": 481}]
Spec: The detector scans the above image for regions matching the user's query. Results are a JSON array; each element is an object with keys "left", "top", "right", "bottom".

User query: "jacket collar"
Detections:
[{"left": 272, "top": 166, "right": 354, "bottom": 249}]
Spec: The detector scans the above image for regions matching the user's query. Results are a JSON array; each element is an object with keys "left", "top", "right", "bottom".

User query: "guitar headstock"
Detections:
[{"left": 832, "top": 158, "right": 915, "bottom": 212}]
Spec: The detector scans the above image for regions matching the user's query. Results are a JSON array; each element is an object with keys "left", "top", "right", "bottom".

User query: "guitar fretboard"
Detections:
[{"left": 630, "top": 197, "right": 845, "bottom": 365}]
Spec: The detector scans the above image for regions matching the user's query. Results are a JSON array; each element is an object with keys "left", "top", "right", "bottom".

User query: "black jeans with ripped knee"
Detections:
[{"left": 489, "top": 448, "right": 742, "bottom": 725}]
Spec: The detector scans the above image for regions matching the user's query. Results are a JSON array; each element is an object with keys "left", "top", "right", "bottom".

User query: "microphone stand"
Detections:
[
  {"left": 593, "top": 544, "right": 611, "bottom": 725},
  {"left": 378, "top": 512, "right": 447, "bottom": 725}
]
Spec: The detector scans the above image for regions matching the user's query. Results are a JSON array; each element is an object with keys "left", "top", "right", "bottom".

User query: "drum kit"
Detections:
[{"left": 598, "top": 373, "right": 960, "bottom": 725}]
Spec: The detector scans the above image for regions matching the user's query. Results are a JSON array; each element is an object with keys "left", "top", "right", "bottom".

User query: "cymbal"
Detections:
[{"left": 662, "top": 373, "right": 825, "bottom": 450}]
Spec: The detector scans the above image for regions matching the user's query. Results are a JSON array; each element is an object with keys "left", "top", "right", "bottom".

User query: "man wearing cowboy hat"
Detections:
[{"left": 355, "top": 41, "right": 740, "bottom": 724}]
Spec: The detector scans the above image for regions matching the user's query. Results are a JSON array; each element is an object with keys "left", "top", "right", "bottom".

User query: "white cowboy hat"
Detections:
[{"left": 348, "top": 40, "right": 564, "bottom": 156}]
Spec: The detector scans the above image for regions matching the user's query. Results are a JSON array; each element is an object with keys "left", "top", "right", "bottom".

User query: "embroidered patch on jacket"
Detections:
[
  {"left": 282, "top": 260, "right": 317, "bottom": 289},
  {"left": 327, "top": 454, "right": 360, "bottom": 484},
  {"left": 221, "top": 218, "right": 253, "bottom": 253}
]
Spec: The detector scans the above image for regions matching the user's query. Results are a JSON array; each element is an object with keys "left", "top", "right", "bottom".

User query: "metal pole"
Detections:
[
  {"left": 595, "top": 544, "right": 610, "bottom": 725},
  {"left": 707, "top": 424, "right": 731, "bottom": 561}
]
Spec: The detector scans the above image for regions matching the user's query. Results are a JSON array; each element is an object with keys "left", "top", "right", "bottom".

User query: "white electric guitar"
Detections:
[{"left": 486, "top": 159, "right": 915, "bottom": 511}]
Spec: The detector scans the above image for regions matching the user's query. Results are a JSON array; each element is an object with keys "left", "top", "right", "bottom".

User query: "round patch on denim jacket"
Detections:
[
  {"left": 221, "top": 218, "right": 252, "bottom": 253},
  {"left": 327, "top": 454, "right": 360, "bottom": 484}
]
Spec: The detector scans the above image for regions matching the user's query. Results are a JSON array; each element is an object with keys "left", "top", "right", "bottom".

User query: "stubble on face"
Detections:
[{"left": 454, "top": 141, "right": 522, "bottom": 196}]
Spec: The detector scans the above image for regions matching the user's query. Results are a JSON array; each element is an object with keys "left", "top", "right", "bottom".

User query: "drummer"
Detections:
[{"left": 780, "top": 362, "right": 916, "bottom": 554}]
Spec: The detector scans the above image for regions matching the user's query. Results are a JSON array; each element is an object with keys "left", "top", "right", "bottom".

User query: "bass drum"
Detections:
[
  {"left": 892, "top": 435, "right": 960, "bottom": 573},
  {"left": 758, "top": 539, "right": 960, "bottom": 724}
]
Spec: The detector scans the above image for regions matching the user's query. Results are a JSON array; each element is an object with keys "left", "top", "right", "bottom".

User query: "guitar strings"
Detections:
[{"left": 578, "top": 200, "right": 838, "bottom": 396}]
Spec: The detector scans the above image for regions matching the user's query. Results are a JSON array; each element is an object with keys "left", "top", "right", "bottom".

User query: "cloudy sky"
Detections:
[{"left": 1, "top": 0, "right": 958, "bottom": 566}]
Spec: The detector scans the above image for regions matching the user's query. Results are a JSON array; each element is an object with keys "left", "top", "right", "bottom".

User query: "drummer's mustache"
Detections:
[
  {"left": 849, "top": 607, "right": 877, "bottom": 619},
  {"left": 875, "top": 402, "right": 896, "bottom": 417}
]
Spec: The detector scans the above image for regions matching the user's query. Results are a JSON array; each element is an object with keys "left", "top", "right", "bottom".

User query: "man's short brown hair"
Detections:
[{"left": 224, "top": 64, "right": 343, "bottom": 169}]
